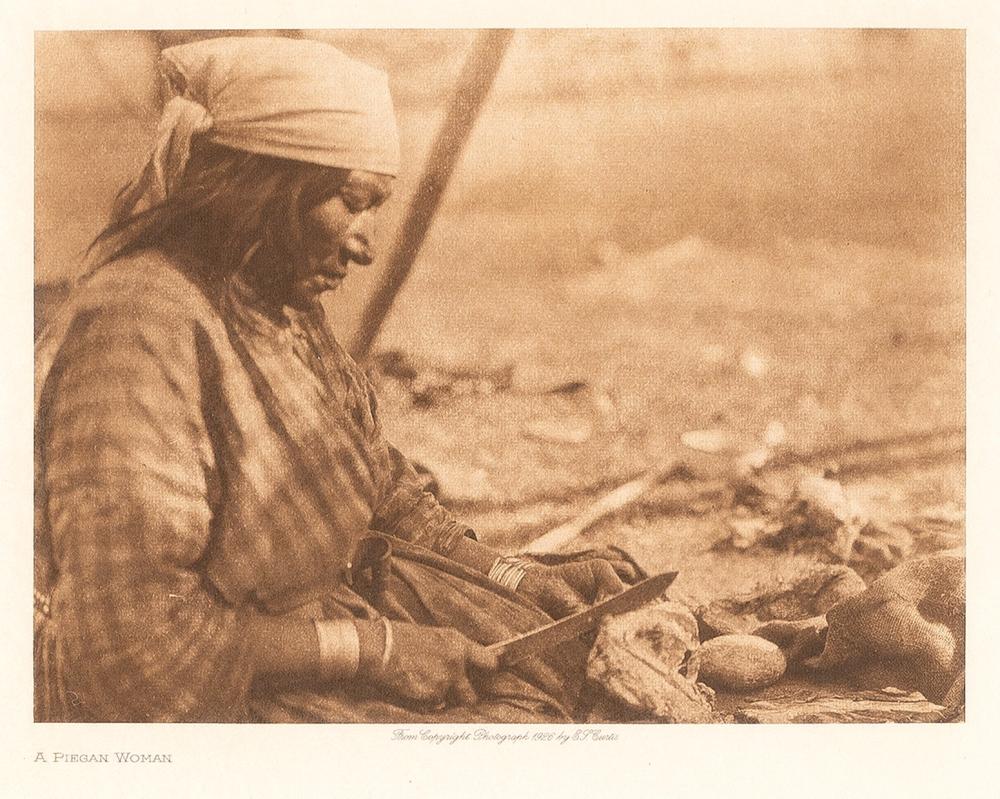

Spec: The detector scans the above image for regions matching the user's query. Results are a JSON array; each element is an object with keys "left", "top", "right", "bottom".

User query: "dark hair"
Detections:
[{"left": 89, "top": 140, "right": 349, "bottom": 300}]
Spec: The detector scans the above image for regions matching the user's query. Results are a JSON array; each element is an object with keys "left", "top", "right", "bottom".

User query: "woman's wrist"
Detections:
[
  {"left": 355, "top": 617, "right": 393, "bottom": 678},
  {"left": 447, "top": 535, "right": 536, "bottom": 592},
  {"left": 247, "top": 615, "right": 394, "bottom": 684},
  {"left": 449, "top": 535, "right": 505, "bottom": 575}
]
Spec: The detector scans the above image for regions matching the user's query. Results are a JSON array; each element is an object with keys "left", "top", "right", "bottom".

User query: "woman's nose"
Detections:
[
  {"left": 344, "top": 237, "right": 373, "bottom": 266},
  {"left": 354, "top": 208, "right": 376, "bottom": 240},
  {"left": 344, "top": 212, "right": 375, "bottom": 265}
]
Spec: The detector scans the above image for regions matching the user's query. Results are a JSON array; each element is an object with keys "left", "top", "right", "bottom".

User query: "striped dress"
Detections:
[{"left": 34, "top": 249, "right": 584, "bottom": 722}]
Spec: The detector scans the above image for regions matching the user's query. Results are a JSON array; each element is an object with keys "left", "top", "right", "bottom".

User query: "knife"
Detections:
[{"left": 487, "top": 570, "right": 679, "bottom": 665}]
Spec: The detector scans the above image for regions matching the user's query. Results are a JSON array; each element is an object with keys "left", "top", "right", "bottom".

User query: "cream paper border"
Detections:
[{"left": 3, "top": 2, "right": 998, "bottom": 796}]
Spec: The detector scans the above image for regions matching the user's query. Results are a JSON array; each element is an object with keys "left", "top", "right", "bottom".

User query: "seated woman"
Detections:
[{"left": 34, "top": 36, "right": 641, "bottom": 723}]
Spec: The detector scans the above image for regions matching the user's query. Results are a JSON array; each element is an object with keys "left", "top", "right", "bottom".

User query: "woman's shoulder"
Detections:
[
  {"left": 36, "top": 249, "right": 229, "bottom": 387},
  {"left": 79, "top": 249, "right": 219, "bottom": 324}
]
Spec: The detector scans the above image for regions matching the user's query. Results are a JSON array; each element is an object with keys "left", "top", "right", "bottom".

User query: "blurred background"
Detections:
[{"left": 35, "top": 30, "right": 964, "bottom": 582}]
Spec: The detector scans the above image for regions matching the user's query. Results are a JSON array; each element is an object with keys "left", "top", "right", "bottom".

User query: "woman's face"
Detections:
[{"left": 291, "top": 169, "right": 393, "bottom": 304}]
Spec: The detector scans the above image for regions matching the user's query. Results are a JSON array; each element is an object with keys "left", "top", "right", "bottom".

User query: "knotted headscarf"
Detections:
[{"left": 116, "top": 36, "right": 400, "bottom": 218}]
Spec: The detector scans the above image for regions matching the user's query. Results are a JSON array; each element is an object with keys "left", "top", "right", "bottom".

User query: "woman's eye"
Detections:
[
  {"left": 341, "top": 182, "right": 388, "bottom": 214},
  {"left": 341, "top": 194, "right": 366, "bottom": 214},
  {"left": 341, "top": 186, "right": 383, "bottom": 215}
]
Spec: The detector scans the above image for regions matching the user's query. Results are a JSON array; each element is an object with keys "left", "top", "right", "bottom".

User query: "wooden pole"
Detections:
[
  {"left": 521, "top": 461, "right": 683, "bottom": 554},
  {"left": 349, "top": 29, "right": 515, "bottom": 360}
]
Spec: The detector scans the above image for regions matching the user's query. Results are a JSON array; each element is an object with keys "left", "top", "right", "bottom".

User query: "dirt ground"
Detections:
[
  {"left": 368, "top": 236, "right": 964, "bottom": 607},
  {"left": 364, "top": 233, "right": 964, "bottom": 723}
]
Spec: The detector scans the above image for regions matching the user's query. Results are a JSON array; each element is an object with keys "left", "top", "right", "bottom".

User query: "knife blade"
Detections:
[{"left": 487, "top": 570, "right": 678, "bottom": 665}]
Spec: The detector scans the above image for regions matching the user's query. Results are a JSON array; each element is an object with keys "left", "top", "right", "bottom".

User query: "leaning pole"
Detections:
[{"left": 348, "top": 29, "right": 515, "bottom": 361}]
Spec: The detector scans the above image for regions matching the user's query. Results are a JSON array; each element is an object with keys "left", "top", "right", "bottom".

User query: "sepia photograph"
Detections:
[{"left": 31, "top": 27, "right": 968, "bottom": 727}]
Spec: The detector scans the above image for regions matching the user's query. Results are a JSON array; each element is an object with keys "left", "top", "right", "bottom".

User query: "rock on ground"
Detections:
[
  {"left": 693, "top": 634, "right": 787, "bottom": 692},
  {"left": 724, "top": 471, "right": 917, "bottom": 580}
]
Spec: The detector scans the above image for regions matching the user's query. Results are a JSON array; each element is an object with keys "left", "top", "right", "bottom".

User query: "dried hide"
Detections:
[
  {"left": 696, "top": 564, "right": 867, "bottom": 639},
  {"left": 586, "top": 601, "right": 715, "bottom": 722},
  {"left": 806, "top": 554, "right": 965, "bottom": 707}
]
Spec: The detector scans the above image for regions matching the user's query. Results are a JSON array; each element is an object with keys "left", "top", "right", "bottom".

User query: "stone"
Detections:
[
  {"left": 522, "top": 417, "right": 593, "bottom": 445},
  {"left": 724, "top": 472, "right": 904, "bottom": 571},
  {"left": 723, "top": 508, "right": 777, "bottom": 550},
  {"left": 680, "top": 428, "right": 733, "bottom": 454},
  {"left": 586, "top": 601, "right": 715, "bottom": 722},
  {"left": 693, "top": 635, "right": 787, "bottom": 692}
]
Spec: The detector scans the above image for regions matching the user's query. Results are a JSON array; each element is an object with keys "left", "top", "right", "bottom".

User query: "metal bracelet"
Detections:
[
  {"left": 488, "top": 555, "right": 530, "bottom": 592},
  {"left": 313, "top": 619, "right": 361, "bottom": 681},
  {"left": 380, "top": 616, "right": 394, "bottom": 670}
]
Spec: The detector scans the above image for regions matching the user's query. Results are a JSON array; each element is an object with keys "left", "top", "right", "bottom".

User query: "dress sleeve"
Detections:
[
  {"left": 362, "top": 377, "right": 473, "bottom": 556},
  {"left": 39, "top": 298, "right": 257, "bottom": 722}
]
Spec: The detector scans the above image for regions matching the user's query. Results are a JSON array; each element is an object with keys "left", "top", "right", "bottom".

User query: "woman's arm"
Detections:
[
  {"left": 41, "top": 296, "right": 492, "bottom": 717},
  {"left": 364, "top": 383, "right": 474, "bottom": 556},
  {"left": 41, "top": 299, "right": 270, "bottom": 720},
  {"left": 356, "top": 378, "right": 628, "bottom": 613},
  {"left": 366, "top": 440, "right": 627, "bottom": 618}
]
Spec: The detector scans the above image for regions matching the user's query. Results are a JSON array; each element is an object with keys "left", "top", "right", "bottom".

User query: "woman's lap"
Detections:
[{"left": 251, "top": 539, "right": 589, "bottom": 723}]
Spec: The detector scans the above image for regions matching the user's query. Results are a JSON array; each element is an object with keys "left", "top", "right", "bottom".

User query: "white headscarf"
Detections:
[{"left": 117, "top": 36, "right": 400, "bottom": 216}]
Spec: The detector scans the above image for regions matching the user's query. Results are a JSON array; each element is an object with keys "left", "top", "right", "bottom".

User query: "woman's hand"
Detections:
[
  {"left": 516, "top": 559, "right": 626, "bottom": 619},
  {"left": 361, "top": 622, "right": 499, "bottom": 707}
]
